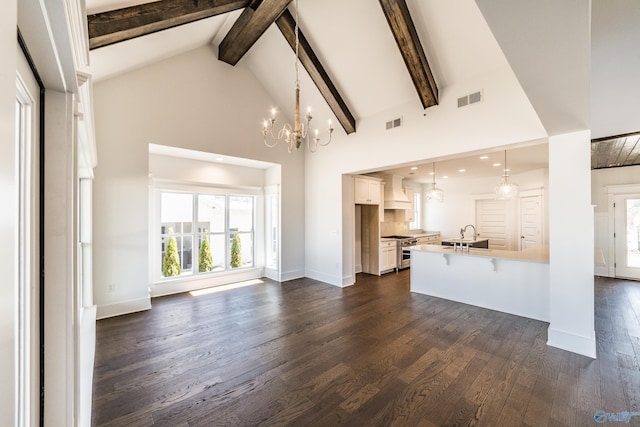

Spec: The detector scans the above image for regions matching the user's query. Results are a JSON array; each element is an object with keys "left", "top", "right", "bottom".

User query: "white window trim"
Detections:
[{"left": 150, "top": 179, "right": 265, "bottom": 296}]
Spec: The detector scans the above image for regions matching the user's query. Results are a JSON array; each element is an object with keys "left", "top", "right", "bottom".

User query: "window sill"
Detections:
[{"left": 152, "top": 267, "right": 264, "bottom": 297}]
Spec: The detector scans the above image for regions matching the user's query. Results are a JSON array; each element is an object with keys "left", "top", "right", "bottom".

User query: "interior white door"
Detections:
[
  {"left": 476, "top": 199, "right": 507, "bottom": 249},
  {"left": 614, "top": 194, "right": 640, "bottom": 280},
  {"left": 519, "top": 195, "right": 542, "bottom": 249}
]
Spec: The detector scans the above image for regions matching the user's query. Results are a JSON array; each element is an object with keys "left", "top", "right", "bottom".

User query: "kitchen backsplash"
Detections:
[{"left": 380, "top": 210, "right": 409, "bottom": 236}]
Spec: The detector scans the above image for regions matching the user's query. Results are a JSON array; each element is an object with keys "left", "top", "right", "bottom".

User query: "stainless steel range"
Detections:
[{"left": 382, "top": 235, "right": 418, "bottom": 270}]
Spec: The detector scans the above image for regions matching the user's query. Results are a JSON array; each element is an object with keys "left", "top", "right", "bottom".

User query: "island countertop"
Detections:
[{"left": 410, "top": 243, "right": 549, "bottom": 263}]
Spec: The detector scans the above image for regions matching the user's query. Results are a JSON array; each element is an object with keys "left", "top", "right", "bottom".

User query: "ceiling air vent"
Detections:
[
  {"left": 385, "top": 117, "right": 403, "bottom": 130},
  {"left": 457, "top": 90, "right": 483, "bottom": 108}
]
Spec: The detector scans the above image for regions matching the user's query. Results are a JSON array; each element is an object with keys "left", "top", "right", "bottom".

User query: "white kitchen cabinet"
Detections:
[
  {"left": 404, "top": 188, "right": 415, "bottom": 222},
  {"left": 379, "top": 240, "right": 397, "bottom": 274},
  {"left": 355, "top": 176, "right": 381, "bottom": 205}
]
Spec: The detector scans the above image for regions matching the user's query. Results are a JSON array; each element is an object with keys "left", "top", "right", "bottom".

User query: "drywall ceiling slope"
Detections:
[
  {"left": 591, "top": 0, "right": 640, "bottom": 139},
  {"left": 89, "top": 13, "right": 231, "bottom": 82},
  {"left": 475, "top": 0, "right": 590, "bottom": 136},
  {"left": 244, "top": 0, "right": 536, "bottom": 131}
]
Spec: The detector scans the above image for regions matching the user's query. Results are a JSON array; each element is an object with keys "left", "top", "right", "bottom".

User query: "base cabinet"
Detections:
[
  {"left": 416, "top": 235, "right": 440, "bottom": 245},
  {"left": 379, "top": 241, "right": 397, "bottom": 274}
]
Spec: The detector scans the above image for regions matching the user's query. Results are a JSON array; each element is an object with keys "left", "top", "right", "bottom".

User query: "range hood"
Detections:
[{"left": 382, "top": 175, "right": 411, "bottom": 210}]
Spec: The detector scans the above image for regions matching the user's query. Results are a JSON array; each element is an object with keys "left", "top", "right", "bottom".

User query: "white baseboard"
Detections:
[
  {"left": 96, "top": 297, "right": 151, "bottom": 320},
  {"left": 342, "top": 274, "right": 355, "bottom": 287},
  {"left": 263, "top": 267, "right": 280, "bottom": 282},
  {"left": 305, "top": 269, "right": 343, "bottom": 287},
  {"left": 595, "top": 265, "right": 611, "bottom": 277},
  {"left": 547, "top": 326, "right": 596, "bottom": 358},
  {"left": 280, "top": 269, "right": 305, "bottom": 282},
  {"left": 355, "top": 263, "right": 362, "bottom": 274}
]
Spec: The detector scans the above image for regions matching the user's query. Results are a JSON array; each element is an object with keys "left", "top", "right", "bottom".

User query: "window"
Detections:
[
  {"left": 265, "top": 188, "right": 279, "bottom": 268},
  {"left": 159, "top": 190, "right": 255, "bottom": 279},
  {"left": 409, "top": 191, "right": 421, "bottom": 230}
]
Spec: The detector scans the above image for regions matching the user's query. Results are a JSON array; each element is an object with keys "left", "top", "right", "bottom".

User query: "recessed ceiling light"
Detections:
[
  {"left": 410, "top": 166, "right": 418, "bottom": 170},
  {"left": 458, "top": 169, "right": 466, "bottom": 173},
  {"left": 493, "top": 163, "right": 501, "bottom": 167},
  {"left": 480, "top": 155, "right": 489, "bottom": 160},
  {"left": 443, "top": 175, "right": 449, "bottom": 179},
  {"left": 429, "top": 171, "right": 435, "bottom": 175}
]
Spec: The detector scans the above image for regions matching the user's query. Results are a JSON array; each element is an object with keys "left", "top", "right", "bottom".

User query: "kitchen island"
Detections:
[{"left": 410, "top": 244, "right": 550, "bottom": 321}]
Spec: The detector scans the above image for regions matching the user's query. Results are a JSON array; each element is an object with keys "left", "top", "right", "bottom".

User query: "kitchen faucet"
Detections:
[{"left": 460, "top": 224, "right": 477, "bottom": 241}]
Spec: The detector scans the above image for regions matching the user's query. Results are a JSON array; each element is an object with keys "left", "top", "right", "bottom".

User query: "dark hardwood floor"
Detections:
[{"left": 92, "top": 272, "right": 640, "bottom": 426}]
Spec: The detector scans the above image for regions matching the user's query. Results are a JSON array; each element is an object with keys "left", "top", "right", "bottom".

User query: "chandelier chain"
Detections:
[{"left": 261, "top": 0, "right": 334, "bottom": 152}]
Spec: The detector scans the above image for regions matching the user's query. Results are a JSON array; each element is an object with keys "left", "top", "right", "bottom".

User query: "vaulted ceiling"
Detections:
[
  {"left": 87, "top": 0, "right": 439, "bottom": 135},
  {"left": 86, "top": 0, "right": 516, "bottom": 138},
  {"left": 85, "top": 0, "right": 640, "bottom": 173}
]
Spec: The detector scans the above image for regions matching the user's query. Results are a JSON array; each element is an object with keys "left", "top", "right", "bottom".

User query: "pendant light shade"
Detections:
[
  {"left": 425, "top": 162, "right": 444, "bottom": 202},
  {"left": 495, "top": 150, "right": 519, "bottom": 200}
]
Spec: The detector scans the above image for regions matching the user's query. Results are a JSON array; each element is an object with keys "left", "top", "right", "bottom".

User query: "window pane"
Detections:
[
  {"left": 410, "top": 192, "right": 421, "bottom": 230},
  {"left": 229, "top": 232, "right": 253, "bottom": 269},
  {"left": 210, "top": 234, "right": 226, "bottom": 271},
  {"left": 161, "top": 235, "right": 185, "bottom": 277},
  {"left": 196, "top": 234, "right": 211, "bottom": 273},
  {"left": 266, "top": 193, "right": 278, "bottom": 268},
  {"left": 178, "top": 235, "right": 193, "bottom": 272},
  {"left": 626, "top": 199, "right": 640, "bottom": 268},
  {"left": 229, "top": 196, "right": 253, "bottom": 232},
  {"left": 160, "top": 192, "right": 193, "bottom": 234},
  {"left": 198, "top": 194, "right": 225, "bottom": 233}
]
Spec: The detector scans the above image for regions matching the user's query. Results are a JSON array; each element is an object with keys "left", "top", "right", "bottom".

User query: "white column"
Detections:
[
  {"left": 547, "top": 130, "right": 596, "bottom": 358},
  {"left": 44, "top": 89, "right": 77, "bottom": 426}
]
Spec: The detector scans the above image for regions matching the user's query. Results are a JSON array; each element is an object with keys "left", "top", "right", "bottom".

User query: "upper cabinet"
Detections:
[
  {"left": 404, "top": 188, "right": 415, "bottom": 222},
  {"left": 355, "top": 176, "right": 381, "bottom": 205}
]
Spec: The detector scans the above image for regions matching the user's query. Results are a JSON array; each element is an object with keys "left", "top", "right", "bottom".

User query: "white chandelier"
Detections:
[
  {"left": 495, "top": 150, "right": 519, "bottom": 200},
  {"left": 262, "top": 0, "right": 333, "bottom": 153},
  {"left": 425, "top": 162, "right": 444, "bottom": 202}
]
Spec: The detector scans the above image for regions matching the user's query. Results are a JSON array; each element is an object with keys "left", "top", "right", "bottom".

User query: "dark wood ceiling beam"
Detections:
[
  {"left": 379, "top": 0, "right": 438, "bottom": 109},
  {"left": 275, "top": 9, "right": 356, "bottom": 135},
  {"left": 88, "top": 0, "right": 250, "bottom": 50},
  {"left": 218, "top": 0, "right": 292, "bottom": 65},
  {"left": 591, "top": 131, "right": 640, "bottom": 169}
]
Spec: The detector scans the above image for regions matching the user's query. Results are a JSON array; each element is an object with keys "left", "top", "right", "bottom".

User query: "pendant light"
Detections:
[
  {"left": 425, "top": 162, "right": 444, "bottom": 202},
  {"left": 495, "top": 150, "right": 519, "bottom": 200}
]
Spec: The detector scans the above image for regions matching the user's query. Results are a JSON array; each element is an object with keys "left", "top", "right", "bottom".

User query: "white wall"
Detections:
[
  {"left": 93, "top": 45, "right": 306, "bottom": 318},
  {"left": 149, "top": 154, "right": 266, "bottom": 185},
  {"left": 591, "top": 0, "right": 640, "bottom": 138},
  {"left": 591, "top": 164, "right": 640, "bottom": 275},
  {"left": 308, "top": 63, "right": 547, "bottom": 287},
  {"left": 1, "top": 2, "right": 18, "bottom": 424}
]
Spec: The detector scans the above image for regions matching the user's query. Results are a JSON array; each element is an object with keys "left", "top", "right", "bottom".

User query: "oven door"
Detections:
[{"left": 400, "top": 247, "right": 412, "bottom": 268}]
